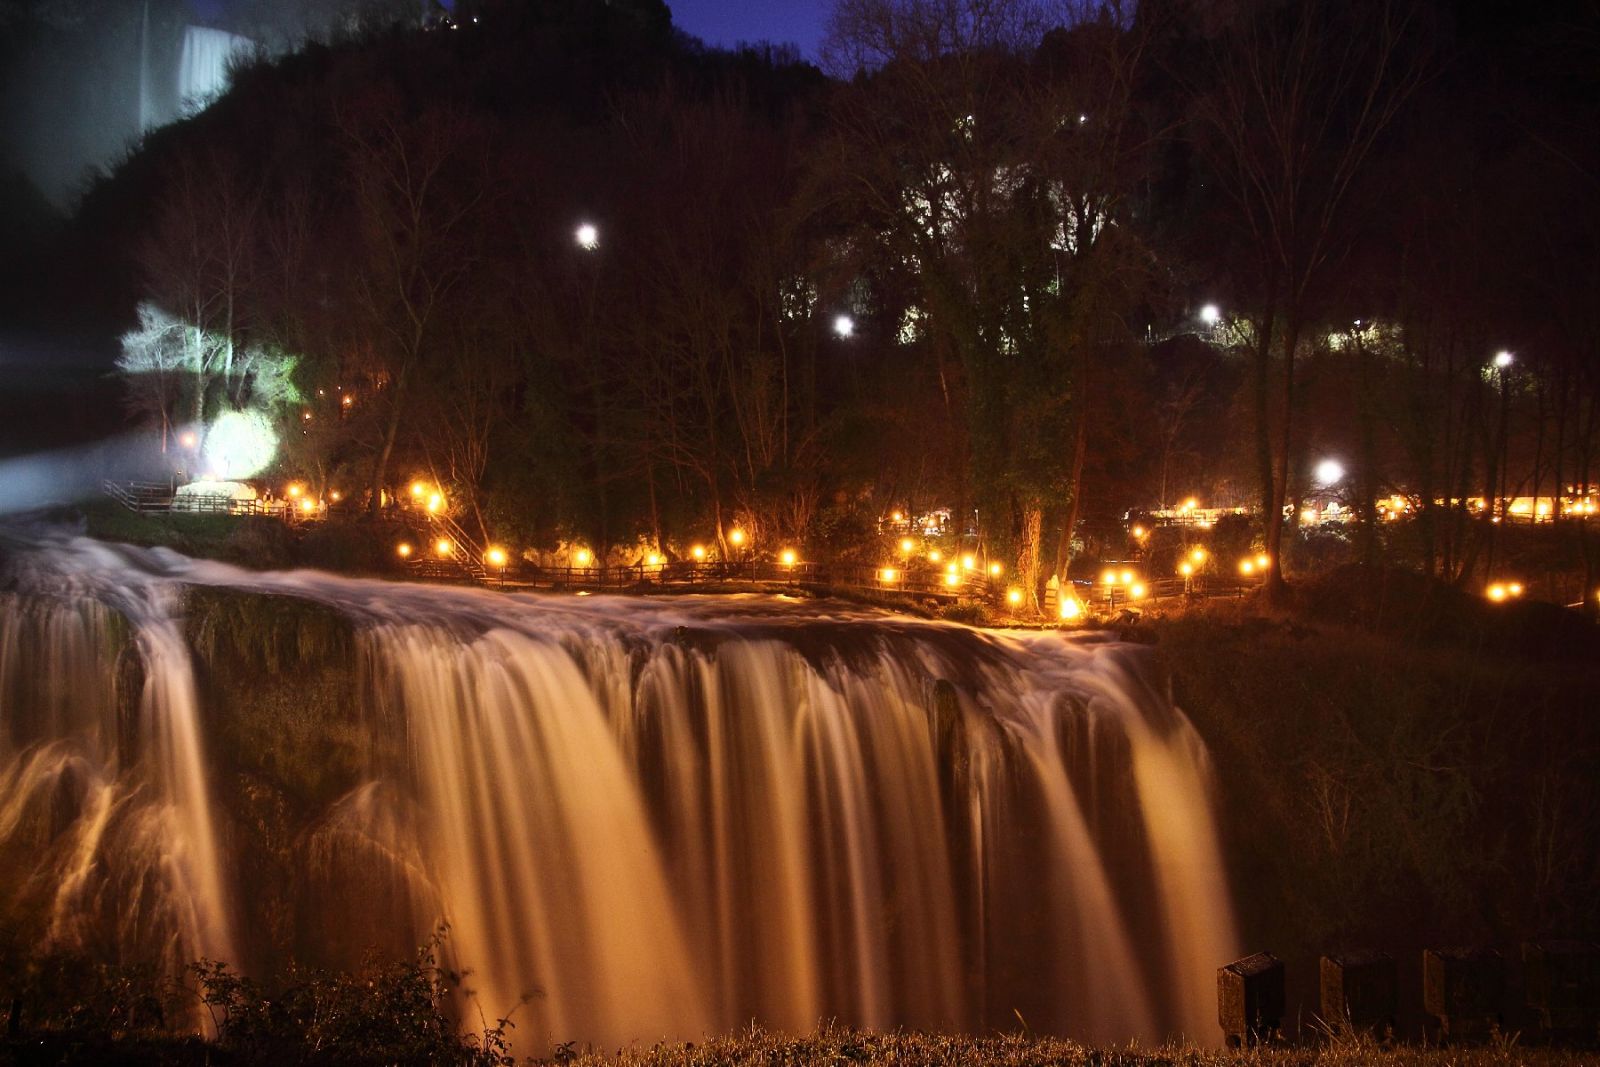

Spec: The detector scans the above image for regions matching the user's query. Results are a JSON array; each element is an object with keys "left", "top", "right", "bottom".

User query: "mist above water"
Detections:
[{"left": 0, "top": 536, "right": 1238, "bottom": 1049}]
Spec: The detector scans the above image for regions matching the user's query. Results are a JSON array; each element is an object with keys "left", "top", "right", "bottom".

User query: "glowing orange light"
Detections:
[
  {"left": 690, "top": 545, "right": 707, "bottom": 561},
  {"left": 962, "top": 554, "right": 977, "bottom": 570},
  {"left": 397, "top": 543, "right": 413, "bottom": 559},
  {"left": 1240, "top": 559, "right": 1255, "bottom": 576},
  {"left": 780, "top": 549, "right": 797, "bottom": 567},
  {"left": 299, "top": 498, "right": 315, "bottom": 514},
  {"left": 1059, "top": 597, "right": 1082, "bottom": 620},
  {"left": 879, "top": 567, "right": 899, "bottom": 583},
  {"left": 1006, "top": 588, "right": 1023, "bottom": 605},
  {"left": 1129, "top": 582, "right": 1147, "bottom": 600},
  {"left": 1486, "top": 583, "right": 1507, "bottom": 602},
  {"left": 410, "top": 481, "right": 426, "bottom": 497},
  {"left": 1179, "top": 561, "right": 1194, "bottom": 577},
  {"left": 574, "top": 548, "right": 591, "bottom": 567},
  {"left": 1102, "top": 569, "right": 1117, "bottom": 586},
  {"left": 486, "top": 547, "right": 508, "bottom": 567},
  {"left": 435, "top": 538, "right": 453, "bottom": 557},
  {"left": 989, "top": 562, "right": 1003, "bottom": 577},
  {"left": 1120, "top": 568, "right": 1135, "bottom": 585},
  {"left": 286, "top": 483, "right": 303, "bottom": 498},
  {"left": 891, "top": 510, "right": 904, "bottom": 522},
  {"left": 928, "top": 549, "right": 942, "bottom": 563},
  {"left": 900, "top": 538, "right": 915, "bottom": 554},
  {"left": 943, "top": 572, "right": 960, "bottom": 587},
  {"left": 729, "top": 528, "right": 747, "bottom": 547}
]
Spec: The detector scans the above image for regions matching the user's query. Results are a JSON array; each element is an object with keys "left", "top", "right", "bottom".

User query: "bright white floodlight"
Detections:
[
  {"left": 1315, "top": 458, "right": 1346, "bottom": 487},
  {"left": 575, "top": 222, "right": 599, "bottom": 250},
  {"left": 833, "top": 314, "right": 855, "bottom": 339},
  {"left": 1199, "top": 304, "right": 1221, "bottom": 326},
  {"left": 1493, "top": 350, "right": 1514, "bottom": 369},
  {"left": 205, "top": 410, "right": 278, "bottom": 479}
]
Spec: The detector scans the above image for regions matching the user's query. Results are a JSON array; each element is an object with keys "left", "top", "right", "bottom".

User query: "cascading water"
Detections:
[
  {"left": 0, "top": 535, "right": 1237, "bottom": 1050},
  {"left": 0, "top": 540, "right": 236, "bottom": 1010},
  {"left": 178, "top": 26, "right": 253, "bottom": 117}
]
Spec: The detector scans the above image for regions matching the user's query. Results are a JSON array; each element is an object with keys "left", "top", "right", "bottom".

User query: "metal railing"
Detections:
[
  {"left": 506, "top": 559, "right": 987, "bottom": 598},
  {"left": 101, "top": 480, "right": 175, "bottom": 514},
  {"left": 420, "top": 510, "right": 488, "bottom": 582}
]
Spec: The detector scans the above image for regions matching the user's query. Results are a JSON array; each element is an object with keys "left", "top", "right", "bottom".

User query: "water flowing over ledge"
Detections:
[{"left": 0, "top": 536, "right": 1238, "bottom": 1050}]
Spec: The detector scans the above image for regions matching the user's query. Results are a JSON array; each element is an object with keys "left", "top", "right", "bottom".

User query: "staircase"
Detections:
[{"left": 421, "top": 510, "right": 488, "bottom": 583}]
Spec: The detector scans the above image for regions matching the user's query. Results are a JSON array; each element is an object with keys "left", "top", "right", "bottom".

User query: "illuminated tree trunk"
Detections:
[
  {"left": 1252, "top": 308, "right": 1283, "bottom": 591},
  {"left": 1268, "top": 313, "right": 1302, "bottom": 600},
  {"left": 1054, "top": 399, "right": 1089, "bottom": 583},
  {"left": 1016, "top": 500, "right": 1043, "bottom": 613},
  {"left": 1356, "top": 330, "right": 1379, "bottom": 571},
  {"left": 369, "top": 361, "right": 411, "bottom": 514}
]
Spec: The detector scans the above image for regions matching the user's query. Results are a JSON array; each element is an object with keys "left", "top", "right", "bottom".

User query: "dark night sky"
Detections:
[
  {"left": 192, "top": 0, "right": 830, "bottom": 57},
  {"left": 667, "top": 0, "right": 828, "bottom": 58}
]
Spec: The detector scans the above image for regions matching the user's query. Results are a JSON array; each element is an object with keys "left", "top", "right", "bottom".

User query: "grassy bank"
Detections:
[
  {"left": 568, "top": 1029, "right": 1591, "bottom": 1067},
  {"left": 1154, "top": 570, "right": 1600, "bottom": 1038},
  {"left": 6, "top": 1023, "right": 1590, "bottom": 1066}
]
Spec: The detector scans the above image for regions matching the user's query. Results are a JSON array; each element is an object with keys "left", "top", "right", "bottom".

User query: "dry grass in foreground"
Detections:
[{"left": 566, "top": 1027, "right": 1592, "bottom": 1067}]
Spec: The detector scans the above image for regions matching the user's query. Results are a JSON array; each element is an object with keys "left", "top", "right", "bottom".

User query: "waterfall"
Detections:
[
  {"left": 0, "top": 537, "right": 1238, "bottom": 1049},
  {"left": 0, "top": 540, "right": 237, "bottom": 1012},
  {"left": 138, "top": 1, "right": 154, "bottom": 133},
  {"left": 178, "top": 26, "right": 253, "bottom": 117}
]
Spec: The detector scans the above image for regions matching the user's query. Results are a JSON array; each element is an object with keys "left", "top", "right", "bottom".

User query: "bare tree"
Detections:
[
  {"left": 1190, "top": 0, "right": 1428, "bottom": 595},
  {"left": 336, "top": 91, "right": 488, "bottom": 512}
]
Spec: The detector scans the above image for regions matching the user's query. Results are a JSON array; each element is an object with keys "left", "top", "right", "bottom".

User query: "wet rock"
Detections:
[
  {"left": 1218, "top": 951, "right": 1283, "bottom": 1046},
  {"left": 1522, "top": 940, "right": 1600, "bottom": 1036},
  {"left": 1423, "top": 946, "right": 1504, "bottom": 1041},
  {"left": 1320, "top": 951, "right": 1396, "bottom": 1036}
]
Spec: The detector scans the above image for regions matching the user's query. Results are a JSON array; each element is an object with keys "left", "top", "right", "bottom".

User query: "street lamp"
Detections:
[
  {"left": 1494, "top": 352, "right": 1513, "bottom": 508},
  {"left": 833, "top": 314, "right": 855, "bottom": 339},
  {"left": 575, "top": 222, "right": 599, "bottom": 250},
  {"left": 1199, "top": 304, "right": 1221, "bottom": 326},
  {"left": 486, "top": 546, "right": 508, "bottom": 585},
  {"left": 1315, "top": 458, "right": 1345, "bottom": 486}
]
